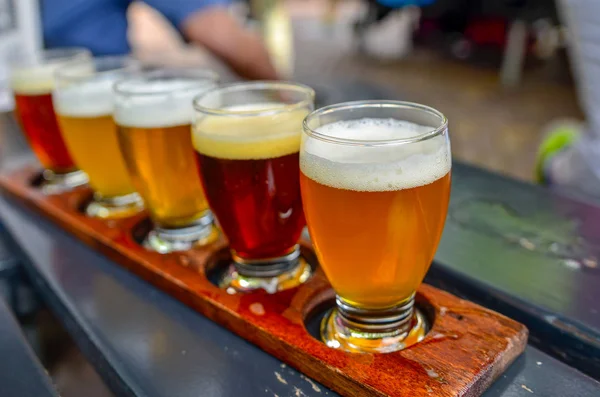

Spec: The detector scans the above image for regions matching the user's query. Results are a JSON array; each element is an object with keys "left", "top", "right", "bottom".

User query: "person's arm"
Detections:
[
  {"left": 141, "top": 0, "right": 278, "bottom": 80},
  {"left": 181, "top": 7, "right": 278, "bottom": 80}
]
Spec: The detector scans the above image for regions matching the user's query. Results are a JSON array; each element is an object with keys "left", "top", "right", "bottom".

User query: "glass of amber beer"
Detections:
[
  {"left": 54, "top": 57, "right": 144, "bottom": 218},
  {"left": 113, "top": 68, "right": 218, "bottom": 253},
  {"left": 10, "top": 48, "right": 90, "bottom": 193},
  {"left": 193, "top": 82, "right": 314, "bottom": 293},
  {"left": 300, "top": 101, "right": 451, "bottom": 353}
]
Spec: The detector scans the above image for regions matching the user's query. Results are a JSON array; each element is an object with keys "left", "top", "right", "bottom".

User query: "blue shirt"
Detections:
[{"left": 42, "top": 0, "right": 230, "bottom": 55}]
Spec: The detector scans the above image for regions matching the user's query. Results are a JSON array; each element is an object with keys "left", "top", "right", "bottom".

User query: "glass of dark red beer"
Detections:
[
  {"left": 192, "top": 82, "right": 315, "bottom": 293},
  {"left": 10, "top": 48, "right": 91, "bottom": 193}
]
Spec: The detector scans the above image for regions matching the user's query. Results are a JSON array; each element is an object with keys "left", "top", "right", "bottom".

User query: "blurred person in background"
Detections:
[
  {"left": 350, "top": 0, "right": 434, "bottom": 59},
  {"left": 42, "top": 0, "right": 278, "bottom": 80},
  {"left": 537, "top": 0, "right": 600, "bottom": 199}
]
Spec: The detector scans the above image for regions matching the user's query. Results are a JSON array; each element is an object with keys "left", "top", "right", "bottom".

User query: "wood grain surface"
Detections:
[{"left": 0, "top": 166, "right": 528, "bottom": 397}]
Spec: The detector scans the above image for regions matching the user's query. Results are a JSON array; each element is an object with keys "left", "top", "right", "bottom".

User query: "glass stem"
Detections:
[
  {"left": 223, "top": 245, "right": 312, "bottom": 293},
  {"left": 233, "top": 245, "right": 301, "bottom": 278},
  {"left": 336, "top": 293, "right": 416, "bottom": 336}
]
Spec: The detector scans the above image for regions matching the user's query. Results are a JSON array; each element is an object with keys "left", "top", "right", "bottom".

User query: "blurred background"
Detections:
[
  {"left": 128, "top": 0, "right": 579, "bottom": 182},
  {"left": 1, "top": 0, "right": 588, "bottom": 395}
]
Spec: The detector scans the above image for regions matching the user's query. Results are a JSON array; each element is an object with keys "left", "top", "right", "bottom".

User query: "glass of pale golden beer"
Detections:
[
  {"left": 53, "top": 56, "right": 144, "bottom": 218},
  {"left": 113, "top": 68, "right": 218, "bottom": 253},
  {"left": 10, "top": 48, "right": 91, "bottom": 193},
  {"left": 193, "top": 82, "right": 314, "bottom": 293},
  {"left": 300, "top": 101, "right": 451, "bottom": 353}
]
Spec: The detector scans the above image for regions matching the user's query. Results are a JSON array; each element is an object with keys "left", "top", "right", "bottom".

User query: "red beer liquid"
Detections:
[
  {"left": 14, "top": 92, "right": 75, "bottom": 172},
  {"left": 196, "top": 152, "right": 305, "bottom": 259}
]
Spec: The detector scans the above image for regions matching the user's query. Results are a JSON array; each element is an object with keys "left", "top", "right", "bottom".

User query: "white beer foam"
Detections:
[
  {"left": 11, "top": 62, "right": 67, "bottom": 95},
  {"left": 114, "top": 79, "right": 215, "bottom": 128},
  {"left": 300, "top": 118, "right": 451, "bottom": 192},
  {"left": 53, "top": 79, "right": 115, "bottom": 118}
]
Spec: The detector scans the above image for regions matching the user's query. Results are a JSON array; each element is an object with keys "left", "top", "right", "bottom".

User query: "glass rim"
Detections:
[
  {"left": 192, "top": 81, "right": 315, "bottom": 117},
  {"left": 55, "top": 55, "right": 138, "bottom": 81},
  {"left": 113, "top": 68, "right": 219, "bottom": 97},
  {"left": 10, "top": 47, "right": 91, "bottom": 67},
  {"left": 302, "top": 100, "right": 448, "bottom": 147}
]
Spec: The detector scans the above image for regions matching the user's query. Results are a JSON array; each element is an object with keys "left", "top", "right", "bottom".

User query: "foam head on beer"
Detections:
[
  {"left": 300, "top": 116, "right": 451, "bottom": 309},
  {"left": 53, "top": 62, "right": 140, "bottom": 200},
  {"left": 9, "top": 49, "right": 91, "bottom": 173},
  {"left": 11, "top": 62, "right": 65, "bottom": 95},
  {"left": 53, "top": 79, "right": 115, "bottom": 118},
  {"left": 11, "top": 51, "right": 90, "bottom": 95},
  {"left": 53, "top": 60, "right": 123, "bottom": 117},
  {"left": 114, "top": 74, "right": 217, "bottom": 228},
  {"left": 192, "top": 100, "right": 311, "bottom": 261},
  {"left": 193, "top": 103, "right": 308, "bottom": 159},
  {"left": 114, "top": 79, "right": 216, "bottom": 128},
  {"left": 300, "top": 117, "right": 451, "bottom": 192}
]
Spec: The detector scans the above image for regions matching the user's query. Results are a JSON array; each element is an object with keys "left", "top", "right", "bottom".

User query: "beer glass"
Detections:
[
  {"left": 193, "top": 82, "right": 314, "bottom": 293},
  {"left": 114, "top": 69, "right": 218, "bottom": 253},
  {"left": 10, "top": 48, "right": 90, "bottom": 193},
  {"left": 54, "top": 57, "right": 143, "bottom": 218},
  {"left": 300, "top": 101, "right": 451, "bottom": 353}
]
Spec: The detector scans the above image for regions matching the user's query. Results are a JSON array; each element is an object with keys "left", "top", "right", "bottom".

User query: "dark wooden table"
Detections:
[
  {"left": 428, "top": 163, "right": 600, "bottom": 378},
  {"left": 1, "top": 78, "right": 600, "bottom": 395},
  {"left": 1, "top": 192, "right": 599, "bottom": 397}
]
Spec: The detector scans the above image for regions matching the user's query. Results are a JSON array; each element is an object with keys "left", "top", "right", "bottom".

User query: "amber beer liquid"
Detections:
[
  {"left": 300, "top": 118, "right": 451, "bottom": 310},
  {"left": 119, "top": 124, "right": 207, "bottom": 227},
  {"left": 12, "top": 79, "right": 76, "bottom": 173},
  {"left": 193, "top": 105, "right": 308, "bottom": 260},
  {"left": 54, "top": 80, "right": 136, "bottom": 198},
  {"left": 114, "top": 89, "right": 209, "bottom": 228}
]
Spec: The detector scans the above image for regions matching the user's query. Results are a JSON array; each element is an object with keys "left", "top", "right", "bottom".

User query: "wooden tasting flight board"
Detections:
[{"left": 0, "top": 166, "right": 528, "bottom": 397}]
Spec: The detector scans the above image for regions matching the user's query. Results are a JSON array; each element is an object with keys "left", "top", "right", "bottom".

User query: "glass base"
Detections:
[
  {"left": 143, "top": 212, "right": 218, "bottom": 254},
  {"left": 219, "top": 246, "right": 312, "bottom": 293},
  {"left": 85, "top": 192, "right": 144, "bottom": 219},
  {"left": 40, "top": 169, "right": 88, "bottom": 195},
  {"left": 321, "top": 294, "right": 428, "bottom": 353}
]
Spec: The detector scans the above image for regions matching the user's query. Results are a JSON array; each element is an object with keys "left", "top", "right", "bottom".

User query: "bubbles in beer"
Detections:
[
  {"left": 193, "top": 103, "right": 308, "bottom": 160},
  {"left": 114, "top": 79, "right": 215, "bottom": 128},
  {"left": 301, "top": 118, "right": 451, "bottom": 192}
]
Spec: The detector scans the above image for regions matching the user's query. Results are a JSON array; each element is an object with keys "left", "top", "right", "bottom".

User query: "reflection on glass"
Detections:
[
  {"left": 193, "top": 82, "right": 315, "bottom": 293},
  {"left": 300, "top": 101, "right": 451, "bottom": 353},
  {"left": 114, "top": 68, "right": 218, "bottom": 253},
  {"left": 10, "top": 48, "right": 90, "bottom": 193},
  {"left": 54, "top": 56, "right": 143, "bottom": 218}
]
